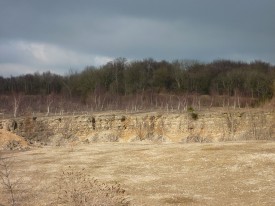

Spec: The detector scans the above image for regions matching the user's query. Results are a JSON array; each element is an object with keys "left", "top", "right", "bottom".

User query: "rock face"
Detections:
[{"left": 0, "top": 109, "right": 274, "bottom": 145}]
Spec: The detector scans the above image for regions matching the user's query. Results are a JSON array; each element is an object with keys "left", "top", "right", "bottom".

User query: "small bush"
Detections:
[
  {"left": 0, "top": 156, "right": 21, "bottom": 206},
  {"left": 191, "top": 112, "right": 198, "bottom": 120},
  {"left": 184, "top": 136, "right": 211, "bottom": 143},
  {"left": 187, "top": 107, "right": 194, "bottom": 113},
  {"left": 55, "top": 167, "right": 130, "bottom": 206},
  {"left": 187, "top": 107, "right": 198, "bottom": 120}
]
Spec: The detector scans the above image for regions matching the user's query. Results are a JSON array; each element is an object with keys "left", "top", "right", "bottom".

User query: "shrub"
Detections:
[
  {"left": 184, "top": 136, "right": 211, "bottom": 143},
  {"left": 0, "top": 156, "right": 19, "bottom": 206},
  {"left": 191, "top": 112, "right": 198, "bottom": 120},
  {"left": 187, "top": 107, "right": 198, "bottom": 120},
  {"left": 55, "top": 167, "right": 130, "bottom": 206},
  {"left": 187, "top": 107, "right": 194, "bottom": 113}
]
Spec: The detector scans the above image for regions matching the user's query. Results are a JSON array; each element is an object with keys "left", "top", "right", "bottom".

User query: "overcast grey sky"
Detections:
[{"left": 0, "top": 0, "right": 274, "bottom": 77}]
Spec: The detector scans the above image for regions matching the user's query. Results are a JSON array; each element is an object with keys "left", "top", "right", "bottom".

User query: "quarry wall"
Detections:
[{"left": 0, "top": 109, "right": 274, "bottom": 145}]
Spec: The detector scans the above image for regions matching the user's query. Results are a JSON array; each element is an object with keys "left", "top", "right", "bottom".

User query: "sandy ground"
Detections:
[
  {"left": 0, "top": 141, "right": 275, "bottom": 205},
  {"left": 0, "top": 129, "right": 28, "bottom": 150}
]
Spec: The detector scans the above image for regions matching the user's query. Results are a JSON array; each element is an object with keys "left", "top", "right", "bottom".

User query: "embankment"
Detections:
[{"left": 0, "top": 109, "right": 274, "bottom": 146}]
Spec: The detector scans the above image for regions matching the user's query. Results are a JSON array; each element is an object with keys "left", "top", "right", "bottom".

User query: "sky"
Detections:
[{"left": 0, "top": 0, "right": 275, "bottom": 77}]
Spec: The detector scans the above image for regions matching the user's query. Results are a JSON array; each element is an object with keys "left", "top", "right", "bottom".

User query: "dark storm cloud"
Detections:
[{"left": 0, "top": 0, "right": 274, "bottom": 76}]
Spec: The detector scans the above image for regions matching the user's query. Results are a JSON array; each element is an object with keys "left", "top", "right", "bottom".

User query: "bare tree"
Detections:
[
  {"left": 12, "top": 93, "right": 21, "bottom": 118},
  {"left": 46, "top": 94, "right": 54, "bottom": 116},
  {"left": 0, "top": 156, "right": 18, "bottom": 206}
]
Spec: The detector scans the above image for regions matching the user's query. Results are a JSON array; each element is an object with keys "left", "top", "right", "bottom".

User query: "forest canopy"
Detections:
[{"left": 1, "top": 58, "right": 275, "bottom": 116}]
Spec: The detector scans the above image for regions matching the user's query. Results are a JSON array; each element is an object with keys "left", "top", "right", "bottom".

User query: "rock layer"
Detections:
[{"left": 0, "top": 110, "right": 274, "bottom": 145}]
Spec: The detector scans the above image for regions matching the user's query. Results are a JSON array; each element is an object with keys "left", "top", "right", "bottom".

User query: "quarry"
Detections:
[
  {"left": 0, "top": 109, "right": 274, "bottom": 147},
  {"left": 0, "top": 109, "right": 275, "bottom": 205}
]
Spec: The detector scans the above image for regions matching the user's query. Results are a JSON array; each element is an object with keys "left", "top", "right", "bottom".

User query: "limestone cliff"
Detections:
[{"left": 0, "top": 109, "right": 274, "bottom": 145}]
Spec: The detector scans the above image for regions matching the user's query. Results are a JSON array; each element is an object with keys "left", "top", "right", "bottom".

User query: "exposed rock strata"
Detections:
[{"left": 0, "top": 110, "right": 274, "bottom": 145}]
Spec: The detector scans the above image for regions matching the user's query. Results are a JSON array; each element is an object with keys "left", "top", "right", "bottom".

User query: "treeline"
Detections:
[{"left": 0, "top": 58, "right": 275, "bottom": 116}]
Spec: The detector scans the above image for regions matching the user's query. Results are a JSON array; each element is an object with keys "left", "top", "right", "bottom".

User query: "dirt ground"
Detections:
[
  {"left": 0, "top": 129, "right": 28, "bottom": 150},
  {"left": 0, "top": 141, "right": 275, "bottom": 205}
]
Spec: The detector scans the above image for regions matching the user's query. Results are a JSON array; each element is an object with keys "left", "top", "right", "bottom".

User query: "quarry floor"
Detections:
[{"left": 1, "top": 141, "right": 275, "bottom": 205}]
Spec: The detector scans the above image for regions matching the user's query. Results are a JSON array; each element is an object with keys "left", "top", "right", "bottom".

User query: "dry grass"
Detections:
[
  {"left": 0, "top": 141, "right": 275, "bottom": 205},
  {"left": 54, "top": 167, "right": 129, "bottom": 206}
]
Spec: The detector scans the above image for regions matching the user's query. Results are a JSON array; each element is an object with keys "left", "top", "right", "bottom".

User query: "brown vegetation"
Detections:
[
  {"left": 0, "top": 142, "right": 274, "bottom": 205},
  {"left": 55, "top": 167, "right": 130, "bottom": 206},
  {"left": 1, "top": 59, "right": 274, "bottom": 117}
]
